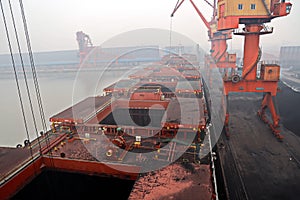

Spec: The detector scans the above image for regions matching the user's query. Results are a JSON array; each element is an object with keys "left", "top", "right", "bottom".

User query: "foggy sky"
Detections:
[{"left": 0, "top": 0, "right": 299, "bottom": 55}]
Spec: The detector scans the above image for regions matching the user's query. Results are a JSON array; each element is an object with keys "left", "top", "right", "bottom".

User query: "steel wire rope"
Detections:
[
  {"left": 7, "top": 0, "right": 42, "bottom": 154},
  {"left": 169, "top": 0, "right": 179, "bottom": 56},
  {"left": 18, "top": 0, "right": 48, "bottom": 135},
  {"left": 0, "top": 0, "right": 36, "bottom": 171},
  {"left": 169, "top": 17, "right": 173, "bottom": 56},
  {"left": 18, "top": 0, "right": 56, "bottom": 169},
  {"left": 19, "top": 1, "right": 58, "bottom": 195}
]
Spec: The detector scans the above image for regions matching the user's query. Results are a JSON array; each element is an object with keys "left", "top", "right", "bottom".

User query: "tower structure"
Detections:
[{"left": 217, "top": 0, "right": 292, "bottom": 139}]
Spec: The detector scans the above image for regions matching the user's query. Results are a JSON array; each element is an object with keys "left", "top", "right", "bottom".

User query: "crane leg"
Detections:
[{"left": 257, "top": 92, "right": 282, "bottom": 140}]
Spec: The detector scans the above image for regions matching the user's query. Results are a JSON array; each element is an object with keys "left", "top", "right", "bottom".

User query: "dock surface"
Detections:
[{"left": 218, "top": 93, "right": 300, "bottom": 200}]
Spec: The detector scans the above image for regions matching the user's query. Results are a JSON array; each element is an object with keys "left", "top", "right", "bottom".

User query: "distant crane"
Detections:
[
  {"left": 171, "top": 0, "right": 236, "bottom": 75},
  {"left": 76, "top": 31, "right": 94, "bottom": 64}
]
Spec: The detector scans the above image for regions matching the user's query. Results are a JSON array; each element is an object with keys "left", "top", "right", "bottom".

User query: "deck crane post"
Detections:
[{"left": 217, "top": 0, "right": 292, "bottom": 139}]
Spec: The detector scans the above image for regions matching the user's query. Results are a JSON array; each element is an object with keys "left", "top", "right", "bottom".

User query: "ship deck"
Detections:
[
  {"left": 0, "top": 130, "right": 141, "bottom": 199},
  {"left": 0, "top": 132, "right": 65, "bottom": 184},
  {"left": 163, "top": 97, "right": 206, "bottom": 126},
  {"left": 1, "top": 64, "right": 214, "bottom": 199},
  {"left": 0, "top": 127, "right": 214, "bottom": 199},
  {"left": 0, "top": 147, "right": 32, "bottom": 180},
  {"left": 50, "top": 95, "right": 111, "bottom": 123}
]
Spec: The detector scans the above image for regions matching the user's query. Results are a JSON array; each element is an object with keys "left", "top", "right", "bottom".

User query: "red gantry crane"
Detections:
[
  {"left": 170, "top": 0, "right": 237, "bottom": 138},
  {"left": 170, "top": 1, "right": 237, "bottom": 135},
  {"left": 171, "top": 0, "right": 237, "bottom": 78},
  {"left": 217, "top": 0, "right": 292, "bottom": 139},
  {"left": 171, "top": 0, "right": 292, "bottom": 139}
]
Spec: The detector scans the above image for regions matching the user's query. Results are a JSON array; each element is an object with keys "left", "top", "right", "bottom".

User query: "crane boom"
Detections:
[
  {"left": 171, "top": 0, "right": 210, "bottom": 31},
  {"left": 189, "top": 0, "right": 210, "bottom": 30},
  {"left": 170, "top": 0, "right": 185, "bottom": 17}
]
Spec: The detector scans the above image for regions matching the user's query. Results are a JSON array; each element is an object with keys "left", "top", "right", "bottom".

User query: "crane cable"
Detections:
[
  {"left": 18, "top": 0, "right": 55, "bottom": 168},
  {"left": 169, "top": 0, "right": 180, "bottom": 56},
  {"left": 0, "top": 0, "right": 36, "bottom": 167},
  {"left": 19, "top": 0, "right": 47, "bottom": 133},
  {"left": 169, "top": 17, "right": 173, "bottom": 53},
  {"left": 20, "top": 2, "right": 57, "bottom": 194},
  {"left": 7, "top": 0, "right": 43, "bottom": 154}
]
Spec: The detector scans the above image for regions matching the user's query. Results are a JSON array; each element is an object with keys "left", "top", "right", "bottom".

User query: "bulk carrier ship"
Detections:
[
  {"left": 1, "top": 0, "right": 300, "bottom": 200},
  {"left": 0, "top": 53, "right": 218, "bottom": 199}
]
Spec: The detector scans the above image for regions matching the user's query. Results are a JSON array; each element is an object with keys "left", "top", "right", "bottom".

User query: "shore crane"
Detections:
[
  {"left": 171, "top": 0, "right": 292, "bottom": 139},
  {"left": 171, "top": 0, "right": 237, "bottom": 76},
  {"left": 217, "top": 0, "right": 292, "bottom": 139},
  {"left": 76, "top": 31, "right": 93, "bottom": 64},
  {"left": 170, "top": 1, "right": 237, "bottom": 135}
]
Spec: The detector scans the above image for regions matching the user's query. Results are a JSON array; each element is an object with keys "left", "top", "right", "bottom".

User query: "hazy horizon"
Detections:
[{"left": 0, "top": 0, "right": 299, "bottom": 56}]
